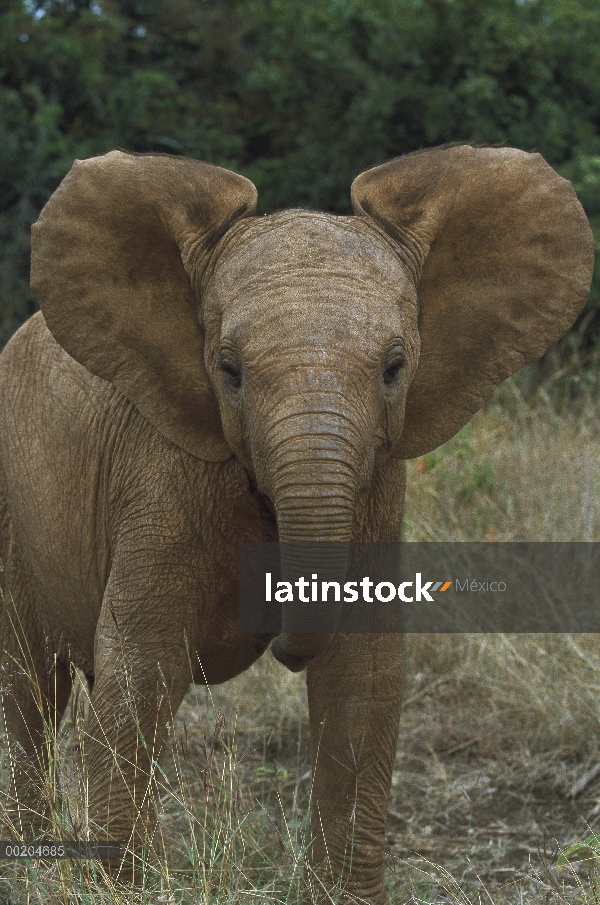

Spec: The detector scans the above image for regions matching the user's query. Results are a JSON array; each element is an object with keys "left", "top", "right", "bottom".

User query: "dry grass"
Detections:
[
  {"left": 403, "top": 364, "right": 600, "bottom": 543},
  {"left": 2, "top": 364, "right": 600, "bottom": 903}
]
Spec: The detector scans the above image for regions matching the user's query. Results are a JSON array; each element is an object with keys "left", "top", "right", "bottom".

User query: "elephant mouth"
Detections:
[
  {"left": 270, "top": 629, "right": 335, "bottom": 672},
  {"left": 270, "top": 638, "right": 315, "bottom": 672},
  {"left": 264, "top": 536, "right": 351, "bottom": 673}
]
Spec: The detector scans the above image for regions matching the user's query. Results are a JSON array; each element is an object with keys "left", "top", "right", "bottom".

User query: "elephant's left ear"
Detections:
[
  {"left": 351, "top": 145, "right": 595, "bottom": 459},
  {"left": 31, "top": 151, "right": 258, "bottom": 461}
]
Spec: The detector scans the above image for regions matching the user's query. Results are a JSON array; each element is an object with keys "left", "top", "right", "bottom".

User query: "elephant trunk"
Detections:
[
  {"left": 272, "top": 523, "right": 351, "bottom": 672},
  {"left": 260, "top": 427, "right": 365, "bottom": 671}
]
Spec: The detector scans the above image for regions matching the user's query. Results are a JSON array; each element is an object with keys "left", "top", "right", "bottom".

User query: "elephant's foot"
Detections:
[
  {"left": 85, "top": 798, "right": 165, "bottom": 881},
  {"left": 303, "top": 872, "right": 391, "bottom": 905},
  {"left": 304, "top": 833, "right": 389, "bottom": 905}
]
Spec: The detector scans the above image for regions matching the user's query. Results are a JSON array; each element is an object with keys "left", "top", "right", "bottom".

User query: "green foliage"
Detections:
[
  {"left": 557, "top": 834, "right": 600, "bottom": 901},
  {"left": 413, "top": 424, "right": 501, "bottom": 538},
  {"left": 2, "top": 0, "right": 600, "bottom": 345},
  {"left": 560, "top": 154, "right": 600, "bottom": 348}
]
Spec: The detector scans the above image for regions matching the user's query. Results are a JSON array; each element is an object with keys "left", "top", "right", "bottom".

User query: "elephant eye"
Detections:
[
  {"left": 220, "top": 363, "right": 242, "bottom": 388},
  {"left": 383, "top": 359, "right": 404, "bottom": 385}
]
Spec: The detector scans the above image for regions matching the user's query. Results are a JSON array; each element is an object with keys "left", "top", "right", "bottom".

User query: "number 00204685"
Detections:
[
  {"left": 0, "top": 841, "right": 121, "bottom": 859},
  {"left": 1, "top": 842, "right": 65, "bottom": 858}
]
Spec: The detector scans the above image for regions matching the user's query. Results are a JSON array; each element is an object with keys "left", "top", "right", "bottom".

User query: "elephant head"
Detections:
[{"left": 30, "top": 147, "right": 594, "bottom": 669}]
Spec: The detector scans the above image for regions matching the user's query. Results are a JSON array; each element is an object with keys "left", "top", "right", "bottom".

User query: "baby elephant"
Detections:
[{"left": 0, "top": 146, "right": 593, "bottom": 898}]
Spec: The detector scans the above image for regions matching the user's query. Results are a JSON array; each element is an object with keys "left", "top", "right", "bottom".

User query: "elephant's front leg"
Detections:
[
  {"left": 306, "top": 632, "right": 402, "bottom": 905},
  {"left": 84, "top": 576, "right": 194, "bottom": 873}
]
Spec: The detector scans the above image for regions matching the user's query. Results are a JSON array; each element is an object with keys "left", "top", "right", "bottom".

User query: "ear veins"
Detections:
[
  {"left": 182, "top": 205, "right": 255, "bottom": 299},
  {"left": 201, "top": 203, "right": 252, "bottom": 254},
  {"left": 356, "top": 199, "right": 425, "bottom": 289}
]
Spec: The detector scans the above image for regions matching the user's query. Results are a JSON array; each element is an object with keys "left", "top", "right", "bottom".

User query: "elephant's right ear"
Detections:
[
  {"left": 352, "top": 146, "right": 595, "bottom": 459},
  {"left": 31, "top": 151, "right": 257, "bottom": 461}
]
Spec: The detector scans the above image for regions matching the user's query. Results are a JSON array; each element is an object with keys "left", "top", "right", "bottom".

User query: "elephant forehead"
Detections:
[
  {"left": 218, "top": 275, "right": 416, "bottom": 363},
  {"left": 211, "top": 211, "right": 411, "bottom": 296},
  {"left": 206, "top": 212, "right": 417, "bottom": 355}
]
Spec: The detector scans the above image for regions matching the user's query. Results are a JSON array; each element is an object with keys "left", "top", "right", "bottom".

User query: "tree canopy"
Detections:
[{"left": 2, "top": 0, "right": 599, "bottom": 347}]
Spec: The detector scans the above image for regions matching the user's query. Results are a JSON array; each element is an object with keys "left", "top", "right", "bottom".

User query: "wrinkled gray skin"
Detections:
[{"left": 0, "top": 147, "right": 593, "bottom": 901}]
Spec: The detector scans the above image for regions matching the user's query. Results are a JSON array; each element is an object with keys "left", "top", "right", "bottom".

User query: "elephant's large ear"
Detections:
[
  {"left": 351, "top": 145, "right": 595, "bottom": 459},
  {"left": 31, "top": 151, "right": 257, "bottom": 461}
]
